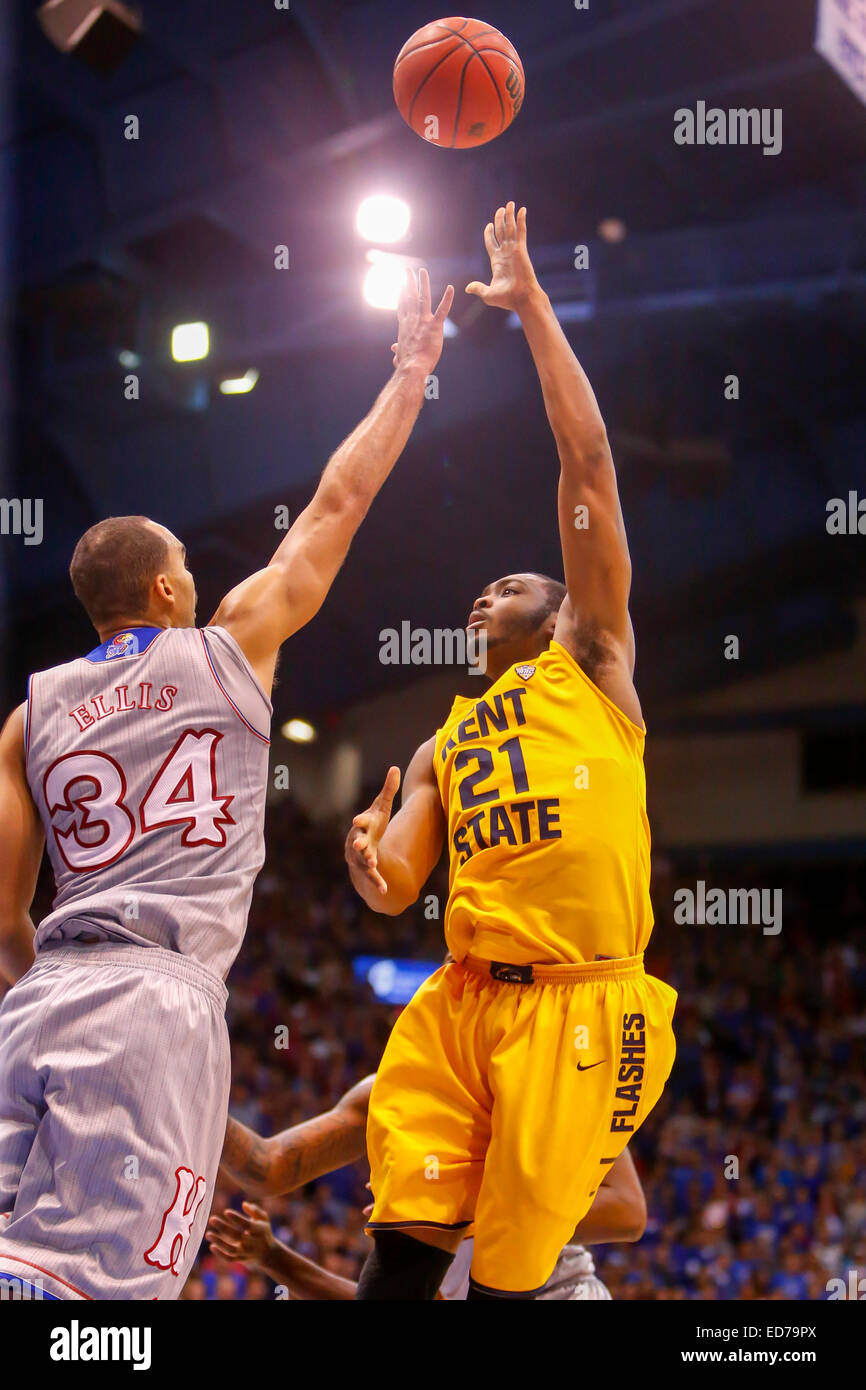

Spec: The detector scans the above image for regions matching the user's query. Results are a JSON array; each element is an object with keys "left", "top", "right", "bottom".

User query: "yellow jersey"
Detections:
[{"left": 433, "top": 640, "right": 653, "bottom": 966}]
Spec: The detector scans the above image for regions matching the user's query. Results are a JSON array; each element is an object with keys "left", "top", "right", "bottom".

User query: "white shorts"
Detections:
[
  {"left": 0, "top": 941, "right": 230, "bottom": 1301},
  {"left": 439, "top": 1237, "right": 613, "bottom": 1301}
]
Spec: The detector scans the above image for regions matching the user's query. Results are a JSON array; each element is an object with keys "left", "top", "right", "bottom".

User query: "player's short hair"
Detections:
[
  {"left": 531, "top": 574, "right": 567, "bottom": 617},
  {"left": 70, "top": 516, "right": 170, "bottom": 628}
]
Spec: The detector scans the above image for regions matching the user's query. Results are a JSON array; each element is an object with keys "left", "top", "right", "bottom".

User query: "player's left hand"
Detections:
[
  {"left": 205, "top": 1200, "right": 275, "bottom": 1269},
  {"left": 465, "top": 202, "right": 540, "bottom": 312}
]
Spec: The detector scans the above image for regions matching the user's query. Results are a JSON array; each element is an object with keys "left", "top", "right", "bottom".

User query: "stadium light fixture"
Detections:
[
  {"left": 356, "top": 195, "right": 411, "bottom": 244},
  {"left": 282, "top": 718, "right": 316, "bottom": 744},
  {"left": 363, "top": 256, "right": 411, "bottom": 311},
  {"left": 171, "top": 322, "right": 210, "bottom": 362},
  {"left": 598, "top": 218, "right": 627, "bottom": 244},
  {"left": 219, "top": 370, "right": 259, "bottom": 395}
]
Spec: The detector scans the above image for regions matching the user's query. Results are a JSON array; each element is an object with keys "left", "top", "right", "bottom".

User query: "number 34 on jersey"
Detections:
[{"left": 44, "top": 729, "right": 234, "bottom": 873}]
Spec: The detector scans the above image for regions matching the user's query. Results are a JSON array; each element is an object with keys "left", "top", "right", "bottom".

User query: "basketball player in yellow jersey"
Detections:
[{"left": 346, "top": 203, "right": 677, "bottom": 1301}]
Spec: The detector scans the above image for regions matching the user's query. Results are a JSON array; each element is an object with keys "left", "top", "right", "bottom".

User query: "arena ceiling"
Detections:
[{"left": 3, "top": 0, "right": 865, "bottom": 723}]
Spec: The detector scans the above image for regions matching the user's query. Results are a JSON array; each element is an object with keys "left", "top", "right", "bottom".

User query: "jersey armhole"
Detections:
[
  {"left": 548, "top": 640, "right": 647, "bottom": 738},
  {"left": 199, "top": 628, "right": 271, "bottom": 743}
]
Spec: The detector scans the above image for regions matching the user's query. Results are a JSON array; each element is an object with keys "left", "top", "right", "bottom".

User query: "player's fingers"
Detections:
[
  {"left": 517, "top": 206, "right": 527, "bottom": 242},
  {"left": 504, "top": 200, "right": 517, "bottom": 237},
  {"left": 483, "top": 221, "right": 498, "bottom": 257},
  {"left": 367, "top": 864, "right": 388, "bottom": 895},
  {"left": 219, "top": 1209, "right": 252, "bottom": 1231},
  {"left": 205, "top": 1245, "right": 237, "bottom": 1267},
  {"left": 464, "top": 281, "right": 489, "bottom": 300},
  {"left": 242, "top": 1201, "right": 269, "bottom": 1222},
  {"left": 351, "top": 835, "right": 371, "bottom": 862},
  {"left": 375, "top": 765, "right": 401, "bottom": 812},
  {"left": 433, "top": 283, "right": 455, "bottom": 323},
  {"left": 206, "top": 1225, "right": 238, "bottom": 1246},
  {"left": 351, "top": 810, "right": 371, "bottom": 829},
  {"left": 397, "top": 265, "right": 415, "bottom": 318},
  {"left": 362, "top": 1203, "right": 374, "bottom": 1218},
  {"left": 494, "top": 205, "right": 506, "bottom": 244},
  {"left": 418, "top": 266, "right": 432, "bottom": 316}
]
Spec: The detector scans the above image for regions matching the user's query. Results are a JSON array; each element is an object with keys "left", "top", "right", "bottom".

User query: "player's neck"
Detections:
[
  {"left": 483, "top": 639, "right": 550, "bottom": 685},
  {"left": 95, "top": 617, "right": 171, "bottom": 644}
]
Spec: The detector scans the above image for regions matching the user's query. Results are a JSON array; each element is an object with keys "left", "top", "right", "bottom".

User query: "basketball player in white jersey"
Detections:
[{"left": 0, "top": 268, "right": 453, "bottom": 1302}]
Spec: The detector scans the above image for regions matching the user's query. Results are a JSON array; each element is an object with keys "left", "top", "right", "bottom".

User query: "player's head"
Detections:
[
  {"left": 70, "top": 516, "right": 197, "bottom": 637},
  {"left": 467, "top": 572, "right": 566, "bottom": 680}
]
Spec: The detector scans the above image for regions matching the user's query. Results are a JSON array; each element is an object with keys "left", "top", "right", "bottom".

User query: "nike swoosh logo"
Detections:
[{"left": 576, "top": 1059, "right": 606, "bottom": 1072}]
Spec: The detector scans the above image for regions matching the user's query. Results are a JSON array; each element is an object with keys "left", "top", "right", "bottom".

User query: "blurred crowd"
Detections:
[{"left": 10, "top": 798, "right": 866, "bottom": 1301}]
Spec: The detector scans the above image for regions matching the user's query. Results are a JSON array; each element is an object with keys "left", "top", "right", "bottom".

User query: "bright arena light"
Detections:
[
  {"left": 282, "top": 718, "right": 316, "bottom": 744},
  {"left": 356, "top": 195, "right": 411, "bottom": 244},
  {"left": 171, "top": 321, "right": 210, "bottom": 362},
  {"left": 363, "top": 256, "right": 411, "bottom": 311},
  {"left": 219, "top": 369, "right": 259, "bottom": 395}
]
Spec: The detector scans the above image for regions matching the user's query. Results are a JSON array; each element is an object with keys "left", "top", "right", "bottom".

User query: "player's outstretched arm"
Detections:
[
  {"left": 0, "top": 705, "right": 43, "bottom": 986},
  {"left": 571, "top": 1146, "right": 647, "bottom": 1244},
  {"left": 206, "top": 1201, "right": 356, "bottom": 1300},
  {"left": 219, "top": 1074, "right": 375, "bottom": 1198},
  {"left": 209, "top": 269, "right": 454, "bottom": 694},
  {"left": 345, "top": 736, "right": 445, "bottom": 916},
  {"left": 467, "top": 204, "right": 639, "bottom": 720}
]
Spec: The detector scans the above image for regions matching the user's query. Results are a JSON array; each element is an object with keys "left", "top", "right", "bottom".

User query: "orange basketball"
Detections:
[{"left": 393, "top": 16, "right": 524, "bottom": 150}]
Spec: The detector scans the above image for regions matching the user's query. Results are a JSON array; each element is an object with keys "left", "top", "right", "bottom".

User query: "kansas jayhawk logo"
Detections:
[
  {"left": 143, "top": 1167, "right": 208, "bottom": 1276},
  {"left": 105, "top": 632, "right": 138, "bottom": 659}
]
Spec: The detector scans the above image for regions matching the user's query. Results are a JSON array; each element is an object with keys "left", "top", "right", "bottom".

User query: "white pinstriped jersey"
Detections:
[{"left": 25, "top": 625, "right": 271, "bottom": 980}]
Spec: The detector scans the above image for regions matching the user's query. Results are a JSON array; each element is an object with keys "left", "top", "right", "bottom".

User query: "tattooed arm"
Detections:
[{"left": 219, "top": 1074, "right": 375, "bottom": 1198}]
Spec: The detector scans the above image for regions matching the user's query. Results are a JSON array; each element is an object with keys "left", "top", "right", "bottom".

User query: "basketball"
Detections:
[{"left": 393, "top": 16, "right": 525, "bottom": 149}]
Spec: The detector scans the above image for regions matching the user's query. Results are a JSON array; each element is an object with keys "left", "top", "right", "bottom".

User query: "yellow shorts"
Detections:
[{"left": 366, "top": 953, "right": 676, "bottom": 1295}]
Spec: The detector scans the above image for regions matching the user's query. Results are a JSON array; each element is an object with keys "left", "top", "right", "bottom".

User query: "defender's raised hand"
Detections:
[
  {"left": 465, "top": 201, "right": 540, "bottom": 312},
  {"left": 391, "top": 267, "right": 455, "bottom": 375}
]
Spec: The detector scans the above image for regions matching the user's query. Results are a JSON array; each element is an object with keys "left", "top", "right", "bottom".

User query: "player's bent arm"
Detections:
[
  {"left": 346, "top": 737, "right": 445, "bottom": 916},
  {"left": 0, "top": 705, "right": 42, "bottom": 986},
  {"left": 219, "top": 1075, "right": 375, "bottom": 1197},
  {"left": 571, "top": 1147, "right": 647, "bottom": 1245}
]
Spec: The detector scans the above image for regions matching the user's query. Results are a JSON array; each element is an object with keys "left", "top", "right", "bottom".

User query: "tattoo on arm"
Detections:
[
  {"left": 270, "top": 1108, "right": 366, "bottom": 1193},
  {"left": 221, "top": 1117, "right": 271, "bottom": 1192}
]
